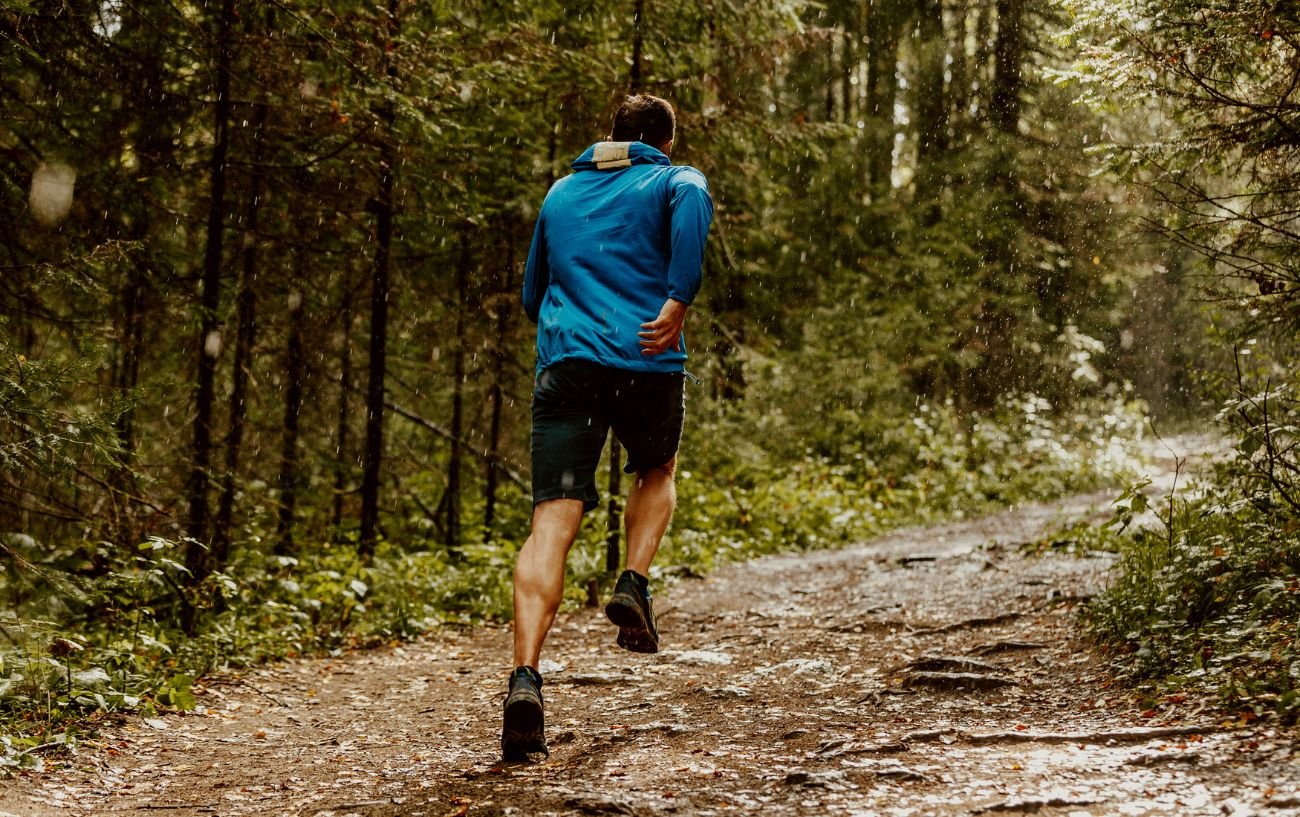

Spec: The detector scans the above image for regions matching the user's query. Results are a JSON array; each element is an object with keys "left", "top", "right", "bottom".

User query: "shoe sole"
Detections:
[
  {"left": 501, "top": 694, "right": 546, "bottom": 761},
  {"left": 605, "top": 592, "right": 658, "bottom": 654}
]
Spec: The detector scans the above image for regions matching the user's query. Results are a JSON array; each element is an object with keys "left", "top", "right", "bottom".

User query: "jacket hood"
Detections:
[{"left": 570, "top": 141, "right": 671, "bottom": 171}]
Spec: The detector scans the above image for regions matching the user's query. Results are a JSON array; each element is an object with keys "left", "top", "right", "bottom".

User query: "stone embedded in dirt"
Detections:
[
  {"left": 698, "top": 684, "right": 751, "bottom": 699},
  {"left": 669, "top": 649, "right": 733, "bottom": 666},
  {"left": 743, "top": 658, "right": 837, "bottom": 681},
  {"left": 781, "top": 729, "right": 808, "bottom": 740},
  {"left": 903, "top": 655, "right": 1004, "bottom": 674},
  {"left": 901, "top": 671, "right": 1017, "bottom": 691},
  {"left": 1124, "top": 750, "right": 1202, "bottom": 767},
  {"left": 629, "top": 721, "right": 692, "bottom": 736},
  {"left": 564, "top": 673, "right": 624, "bottom": 686}
]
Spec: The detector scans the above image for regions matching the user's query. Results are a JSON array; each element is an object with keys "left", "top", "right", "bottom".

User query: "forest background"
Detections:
[{"left": 1, "top": 0, "right": 1297, "bottom": 768}]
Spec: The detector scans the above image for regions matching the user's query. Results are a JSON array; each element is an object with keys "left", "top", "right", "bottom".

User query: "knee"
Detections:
[{"left": 638, "top": 455, "right": 677, "bottom": 481}]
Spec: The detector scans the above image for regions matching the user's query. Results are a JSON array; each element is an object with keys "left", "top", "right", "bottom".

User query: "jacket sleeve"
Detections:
[
  {"left": 666, "top": 168, "right": 714, "bottom": 306},
  {"left": 521, "top": 211, "right": 548, "bottom": 323}
]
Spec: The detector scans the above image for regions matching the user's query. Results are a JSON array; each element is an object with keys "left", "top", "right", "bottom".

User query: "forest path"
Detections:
[{"left": 4, "top": 438, "right": 1298, "bottom": 817}]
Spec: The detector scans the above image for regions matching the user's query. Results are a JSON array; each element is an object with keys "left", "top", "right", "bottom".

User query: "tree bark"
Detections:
[
  {"left": 358, "top": 0, "right": 401, "bottom": 559},
  {"left": 212, "top": 96, "right": 268, "bottom": 570},
  {"left": 991, "top": 0, "right": 1023, "bottom": 134},
  {"left": 914, "top": 0, "right": 948, "bottom": 218},
  {"left": 332, "top": 292, "right": 354, "bottom": 538},
  {"left": 276, "top": 241, "right": 308, "bottom": 556},
  {"left": 948, "top": 0, "right": 971, "bottom": 129},
  {"left": 185, "top": 0, "right": 236, "bottom": 588},
  {"left": 446, "top": 238, "right": 471, "bottom": 551},
  {"left": 483, "top": 224, "right": 515, "bottom": 541},
  {"left": 865, "top": 0, "right": 904, "bottom": 197}
]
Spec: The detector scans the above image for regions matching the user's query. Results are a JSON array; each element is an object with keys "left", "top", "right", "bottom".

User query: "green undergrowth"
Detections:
[
  {"left": 0, "top": 391, "right": 1148, "bottom": 770},
  {"left": 1085, "top": 387, "right": 1300, "bottom": 723}
]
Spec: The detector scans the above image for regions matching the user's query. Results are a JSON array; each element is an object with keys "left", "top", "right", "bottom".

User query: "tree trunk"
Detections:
[
  {"left": 840, "top": 14, "right": 856, "bottom": 124},
  {"left": 865, "top": 0, "right": 904, "bottom": 197},
  {"left": 212, "top": 97, "right": 268, "bottom": 570},
  {"left": 332, "top": 292, "right": 354, "bottom": 538},
  {"left": 276, "top": 241, "right": 308, "bottom": 556},
  {"left": 358, "top": 0, "right": 401, "bottom": 559},
  {"left": 914, "top": 0, "right": 948, "bottom": 219},
  {"left": 991, "top": 0, "right": 1023, "bottom": 134},
  {"left": 446, "top": 239, "right": 471, "bottom": 551},
  {"left": 948, "top": 0, "right": 971, "bottom": 129},
  {"left": 483, "top": 225, "right": 515, "bottom": 542},
  {"left": 185, "top": 0, "right": 236, "bottom": 589}
]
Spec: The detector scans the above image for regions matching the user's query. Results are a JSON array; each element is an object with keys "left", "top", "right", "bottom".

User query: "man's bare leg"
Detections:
[
  {"left": 623, "top": 456, "right": 677, "bottom": 575},
  {"left": 512, "top": 498, "right": 585, "bottom": 669}
]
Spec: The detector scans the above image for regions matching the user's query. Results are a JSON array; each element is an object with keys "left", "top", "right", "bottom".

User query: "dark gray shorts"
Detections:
[{"left": 531, "top": 360, "right": 685, "bottom": 513}]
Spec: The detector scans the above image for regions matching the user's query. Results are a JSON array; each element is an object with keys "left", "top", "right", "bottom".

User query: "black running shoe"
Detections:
[
  {"left": 605, "top": 569, "right": 659, "bottom": 654},
  {"left": 501, "top": 666, "right": 546, "bottom": 762}
]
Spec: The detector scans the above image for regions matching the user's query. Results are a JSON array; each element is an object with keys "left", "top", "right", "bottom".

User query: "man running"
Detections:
[{"left": 501, "top": 94, "right": 713, "bottom": 761}]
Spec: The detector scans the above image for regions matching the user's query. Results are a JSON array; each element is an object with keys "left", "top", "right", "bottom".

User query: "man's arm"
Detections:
[
  {"left": 640, "top": 169, "right": 713, "bottom": 356},
  {"left": 521, "top": 211, "right": 549, "bottom": 323},
  {"left": 666, "top": 168, "right": 713, "bottom": 306}
]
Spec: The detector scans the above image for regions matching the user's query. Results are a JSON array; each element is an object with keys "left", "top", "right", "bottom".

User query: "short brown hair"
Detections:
[{"left": 611, "top": 94, "right": 675, "bottom": 148}]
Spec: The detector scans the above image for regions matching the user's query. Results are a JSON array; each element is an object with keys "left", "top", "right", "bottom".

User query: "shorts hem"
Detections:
[{"left": 533, "top": 490, "right": 599, "bottom": 514}]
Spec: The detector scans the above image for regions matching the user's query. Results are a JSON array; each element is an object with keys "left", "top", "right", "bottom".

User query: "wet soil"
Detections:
[{"left": 3, "top": 442, "right": 1297, "bottom": 816}]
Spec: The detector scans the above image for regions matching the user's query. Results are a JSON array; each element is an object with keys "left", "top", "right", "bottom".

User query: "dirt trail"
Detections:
[{"left": 4, "top": 440, "right": 1298, "bottom": 817}]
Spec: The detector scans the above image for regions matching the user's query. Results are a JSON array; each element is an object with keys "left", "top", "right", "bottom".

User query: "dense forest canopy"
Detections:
[{"left": 0, "top": 0, "right": 1296, "bottom": 752}]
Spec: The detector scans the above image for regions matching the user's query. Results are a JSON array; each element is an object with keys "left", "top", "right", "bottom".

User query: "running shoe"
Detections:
[
  {"left": 501, "top": 665, "right": 546, "bottom": 761},
  {"left": 605, "top": 569, "right": 659, "bottom": 653}
]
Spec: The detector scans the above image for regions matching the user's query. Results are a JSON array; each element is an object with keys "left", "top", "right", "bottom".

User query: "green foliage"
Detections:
[
  {"left": 1054, "top": 0, "right": 1300, "bottom": 331},
  {"left": 1088, "top": 373, "right": 1300, "bottom": 721}
]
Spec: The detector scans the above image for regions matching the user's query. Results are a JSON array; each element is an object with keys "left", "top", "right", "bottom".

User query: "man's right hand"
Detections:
[{"left": 638, "top": 299, "right": 688, "bottom": 356}]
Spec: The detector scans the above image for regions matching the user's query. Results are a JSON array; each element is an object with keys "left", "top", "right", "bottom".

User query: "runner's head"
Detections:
[{"left": 611, "top": 94, "right": 675, "bottom": 155}]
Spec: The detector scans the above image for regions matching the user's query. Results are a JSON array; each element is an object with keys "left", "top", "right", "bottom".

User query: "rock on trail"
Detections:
[{"left": 2, "top": 443, "right": 1295, "bottom": 816}]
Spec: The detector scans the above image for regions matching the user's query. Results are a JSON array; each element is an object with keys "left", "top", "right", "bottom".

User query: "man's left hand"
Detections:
[{"left": 639, "top": 299, "right": 688, "bottom": 356}]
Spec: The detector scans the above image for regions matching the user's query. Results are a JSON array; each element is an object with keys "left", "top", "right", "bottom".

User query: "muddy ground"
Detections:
[{"left": 3, "top": 443, "right": 1298, "bottom": 817}]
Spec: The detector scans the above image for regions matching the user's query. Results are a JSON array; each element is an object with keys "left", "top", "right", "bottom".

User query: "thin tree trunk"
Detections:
[
  {"left": 914, "top": 0, "right": 948, "bottom": 219},
  {"left": 332, "top": 293, "right": 353, "bottom": 537},
  {"left": 185, "top": 0, "right": 236, "bottom": 590},
  {"left": 276, "top": 241, "right": 308, "bottom": 556},
  {"left": 825, "top": 43, "right": 836, "bottom": 122},
  {"left": 949, "top": 0, "right": 971, "bottom": 129},
  {"left": 447, "top": 239, "right": 470, "bottom": 551},
  {"left": 973, "top": 0, "right": 994, "bottom": 121},
  {"left": 358, "top": 0, "right": 401, "bottom": 559},
  {"left": 212, "top": 97, "right": 268, "bottom": 570},
  {"left": 865, "top": 0, "right": 904, "bottom": 198},
  {"left": 840, "top": 21, "right": 855, "bottom": 124},
  {"left": 483, "top": 226, "right": 515, "bottom": 541},
  {"left": 115, "top": 261, "right": 144, "bottom": 460},
  {"left": 991, "top": 0, "right": 1024, "bottom": 134}
]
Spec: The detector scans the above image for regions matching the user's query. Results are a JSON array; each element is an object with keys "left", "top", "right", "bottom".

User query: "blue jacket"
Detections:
[{"left": 522, "top": 141, "right": 713, "bottom": 373}]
